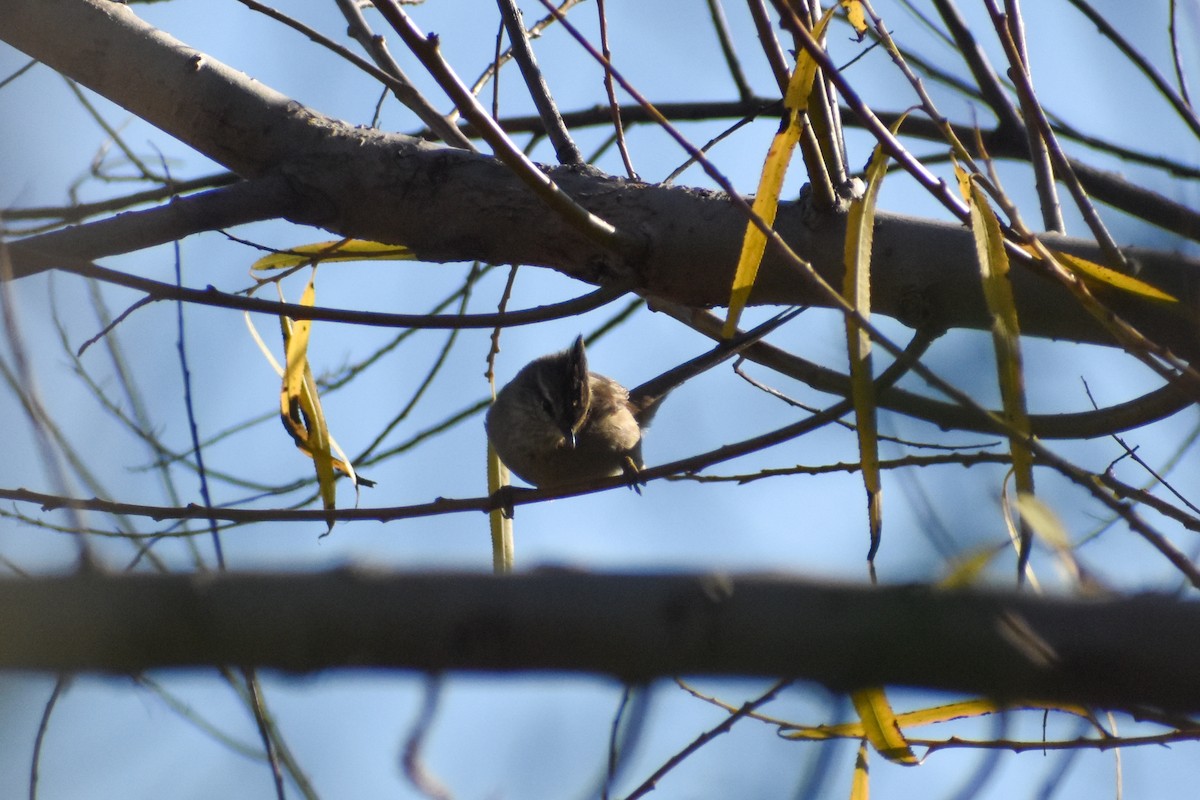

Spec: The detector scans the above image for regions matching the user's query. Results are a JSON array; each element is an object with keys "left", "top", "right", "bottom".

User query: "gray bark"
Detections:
[
  {"left": 0, "top": 569, "right": 1196, "bottom": 716},
  {"left": 3, "top": 0, "right": 1199, "bottom": 359}
]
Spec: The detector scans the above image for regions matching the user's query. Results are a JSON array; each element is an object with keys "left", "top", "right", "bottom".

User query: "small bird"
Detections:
[{"left": 485, "top": 310, "right": 798, "bottom": 488}]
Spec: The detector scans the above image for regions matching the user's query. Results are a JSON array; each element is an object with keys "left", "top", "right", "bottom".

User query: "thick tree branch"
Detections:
[
  {"left": 2, "top": 570, "right": 1199, "bottom": 715},
  {"left": 3, "top": 0, "right": 1200, "bottom": 361}
]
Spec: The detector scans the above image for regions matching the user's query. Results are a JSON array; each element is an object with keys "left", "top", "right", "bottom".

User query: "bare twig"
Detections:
[
  {"left": 1002, "top": 0, "right": 1064, "bottom": 232},
  {"left": 29, "top": 678, "right": 69, "bottom": 800},
  {"left": 929, "top": 0, "right": 1022, "bottom": 132},
  {"left": 984, "top": 0, "right": 1125, "bottom": 268},
  {"left": 327, "top": 0, "right": 474, "bottom": 148},
  {"left": 596, "top": 0, "right": 637, "bottom": 178},
  {"left": 496, "top": 0, "right": 583, "bottom": 164},
  {"left": 746, "top": 0, "right": 791, "bottom": 93},
  {"left": 370, "top": 0, "right": 629, "bottom": 253},
  {"left": 1065, "top": 0, "right": 1200, "bottom": 140},
  {"left": 400, "top": 677, "right": 454, "bottom": 800},
  {"left": 1169, "top": 0, "right": 1194, "bottom": 109},
  {"left": 707, "top": 0, "right": 754, "bottom": 101},
  {"left": 622, "top": 680, "right": 791, "bottom": 800}
]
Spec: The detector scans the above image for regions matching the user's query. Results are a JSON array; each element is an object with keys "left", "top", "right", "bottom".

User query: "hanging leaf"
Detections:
[
  {"left": 1034, "top": 247, "right": 1177, "bottom": 303},
  {"left": 487, "top": 440, "right": 515, "bottom": 574},
  {"left": 851, "top": 739, "right": 870, "bottom": 799},
  {"left": 957, "top": 165, "right": 1035, "bottom": 577},
  {"left": 724, "top": 7, "right": 836, "bottom": 338},
  {"left": 844, "top": 113, "right": 907, "bottom": 564},
  {"left": 850, "top": 688, "right": 919, "bottom": 765},
  {"left": 278, "top": 270, "right": 340, "bottom": 533},
  {"left": 840, "top": 0, "right": 868, "bottom": 36},
  {"left": 251, "top": 239, "right": 415, "bottom": 276}
]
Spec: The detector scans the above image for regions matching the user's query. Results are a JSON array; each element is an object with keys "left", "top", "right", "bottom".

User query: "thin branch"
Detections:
[
  {"left": 1100, "top": 472, "right": 1200, "bottom": 535},
  {"left": 465, "top": 0, "right": 586, "bottom": 102},
  {"left": 1002, "top": 0, "right": 1064, "bottom": 233},
  {"left": 33, "top": 257, "right": 632, "bottom": 331},
  {"left": 707, "top": 0, "right": 754, "bottom": 101},
  {"left": 496, "top": 0, "right": 583, "bottom": 164},
  {"left": 1169, "top": 0, "right": 1194, "bottom": 109},
  {"left": 326, "top": 0, "right": 474, "bottom": 148},
  {"left": 29, "top": 678, "right": 68, "bottom": 800},
  {"left": 929, "top": 0, "right": 1022, "bottom": 133},
  {"left": 984, "top": 0, "right": 1125, "bottom": 268},
  {"left": 746, "top": 0, "right": 791, "bottom": 93},
  {"left": 1064, "top": 0, "right": 1200, "bottom": 141},
  {"left": 918, "top": 730, "right": 1200, "bottom": 754},
  {"left": 774, "top": 2, "right": 971, "bottom": 222},
  {"left": 169, "top": 245, "right": 224, "bottom": 571},
  {"left": 62, "top": 77, "right": 161, "bottom": 182},
  {"left": 400, "top": 677, "right": 453, "bottom": 800},
  {"left": 596, "top": 0, "right": 637, "bottom": 179},
  {"left": 667, "top": 304, "right": 1194, "bottom": 440},
  {"left": 1, "top": 172, "right": 239, "bottom": 227},
  {"left": 240, "top": 669, "right": 286, "bottom": 800},
  {"left": 622, "top": 680, "right": 790, "bottom": 800},
  {"left": 369, "top": 0, "right": 628, "bottom": 253},
  {"left": 235, "top": 0, "right": 472, "bottom": 149},
  {"left": 6, "top": 571, "right": 1200, "bottom": 714},
  {"left": 674, "top": 451, "right": 1015, "bottom": 484}
]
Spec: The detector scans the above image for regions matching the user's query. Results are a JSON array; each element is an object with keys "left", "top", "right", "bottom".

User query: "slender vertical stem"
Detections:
[
  {"left": 1003, "top": 0, "right": 1063, "bottom": 233},
  {"left": 496, "top": 0, "right": 584, "bottom": 164},
  {"left": 596, "top": 0, "right": 637, "bottom": 178}
]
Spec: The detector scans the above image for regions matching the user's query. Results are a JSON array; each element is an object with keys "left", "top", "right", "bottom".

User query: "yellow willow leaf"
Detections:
[
  {"left": 844, "top": 115, "right": 906, "bottom": 561},
  {"left": 851, "top": 688, "right": 918, "bottom": 765},
  {"left": 891, "top": 698, "right": 1092, "bottom": 728},
  {"left": 851, "top": 740, "right": 870, "bottom": 800},
  {"left": 956, "top": 168, "right": 1034, "bottom": 502},
  {"left": 1000, "top": 473, "right": 1041, "bottom": 590},
  {"left": 724, "top": 8, "right": 835, "bottom": 337},
  {"left": 840, "top": 0, "right": 868, "bottom": 35},
  {"left": 1041, "top": 248, "right": 1177, "bottom": 303},
  {"left": 256, "top": 308, "right": 362, "bottom": 486},
  {"left": 1016, "top": 493, "right": 1084, "bottom": 585},
  {"left": 939, "top": 547, "right": 1000, "bottom": 588},
  {"left": 781, "top": 699, "right": 1094, "bottom": 741},
  {"left": 487, "top": 441, "right": 514, "bottom": 574},
  {"left": 299, "top": 359, "right": 338, "bottom": 529},
  {"left": 278, "top": 272, "right": 337, "bottom": 530},
  {"left": 282, "top": 273, "right": 316, "bottom": 403},
  {"left": 781, "top": 700, "right": 990, "bottom": 741},
  {"left": 780, "top": 724, "right": 858, "bottom": 741},
  {"left": 889, "top": 698, "right": 1006, "bottom": 728},
  {"left": 1016, "top": 493, "right": 1069, "bottom": 549},
  {"left": 251, "top": 239, "right": 415, "bottom": 274}
]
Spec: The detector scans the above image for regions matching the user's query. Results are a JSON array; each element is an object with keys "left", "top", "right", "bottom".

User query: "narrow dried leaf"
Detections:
[
  {"left": 1016, "top": 493, "right": 1069, "bottom": 549},
  {"left": 957, "top": 166, "right": 1034, "bottom": 572},
  {"left": 844, "top": 117, "right": 903, "bottom": 562},
  {"left": 487, "top": 441, "right": 514, "bottom": 573},
  {"left": 1044, "top": 248, "right": 1177, "bottom": 303},
  {"left": 851, "top": 688, "right": 918, "bottom": 765},
  {"left": 282, "top": 275, "right": 316, "bottom": 404},
  {"left": 939, "top": 548, "right": 999, "bottom": 588},
  {"left": 251, "top": 239, "right": 415, "bottom": 274},
  {"left": 840, "top": 0, "right": 868, "bottom": 35},
  {"left": 1016, "top": 492, "right": 1085, "bottom": 584},
  {"left": 851, "top": 740, "right": 870, "bottom": 800},
  {"left": 1000, "top": 474, "right": 1041, "bottom": 590},
  {"left": 724, "top": 8, "right": 835, "bottom": 337},
  {"left": 278, "top": 272, "right": 338, "bottom": 532},
  {"left": 781, "top": 699, "right": 1094, "bottom": 741}
]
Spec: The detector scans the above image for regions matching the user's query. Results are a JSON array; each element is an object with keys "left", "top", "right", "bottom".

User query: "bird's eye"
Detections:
[{"left": 540, "top": 398, "right": 555, "bottom": 417}]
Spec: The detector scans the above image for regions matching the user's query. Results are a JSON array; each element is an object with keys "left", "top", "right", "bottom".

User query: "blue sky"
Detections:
[{"left": 2, "top": 1, "right": 1200, "bottom": 797}]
